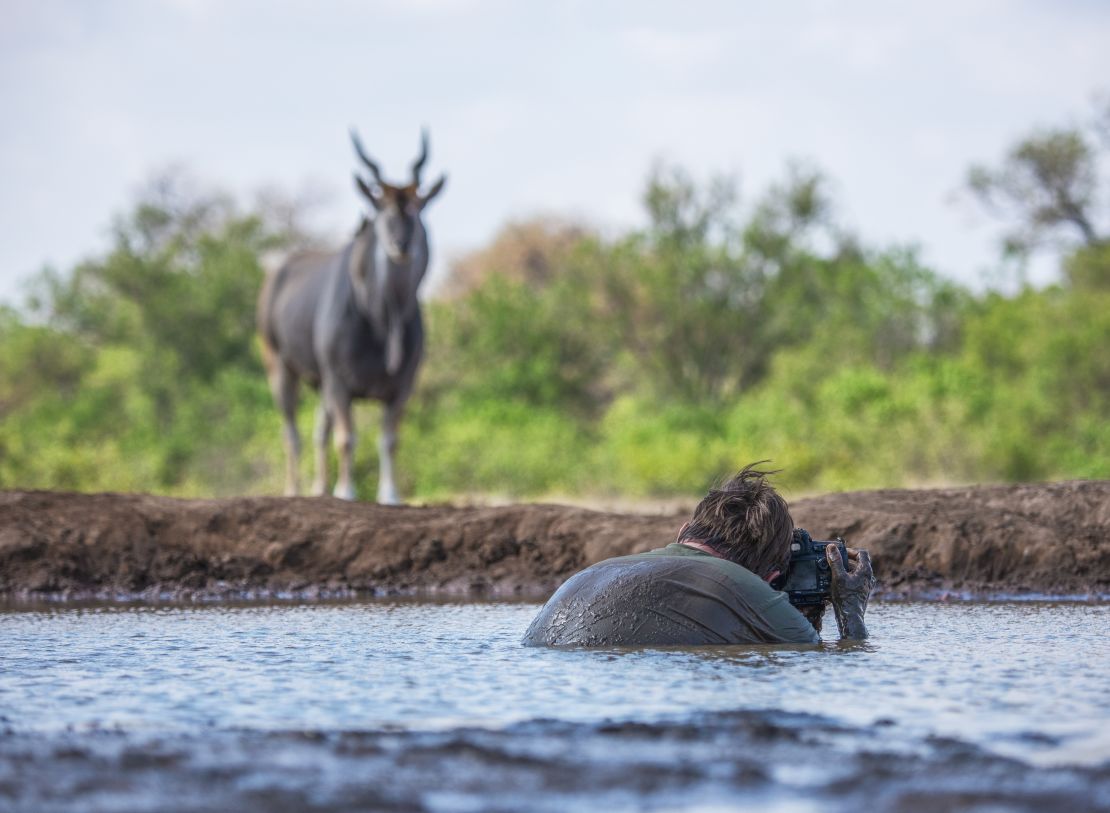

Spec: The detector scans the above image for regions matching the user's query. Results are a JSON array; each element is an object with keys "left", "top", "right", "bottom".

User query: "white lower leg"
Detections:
[
  {"left": 333, "top": 425, "right": 357, "bottom": 501},
  {"left": 311, "top": 405, "right": 331, "bottom": 496},
  {"left": 377, "top": 427, "right": 400, "bottom": 505},
  {"left": 283, "top": 422, "right": 301, "bottom": 496}
]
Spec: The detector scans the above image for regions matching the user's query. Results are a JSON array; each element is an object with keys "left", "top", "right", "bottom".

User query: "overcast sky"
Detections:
[{"left": 2, "top": 0, "right": 1108, "bottom": 303}]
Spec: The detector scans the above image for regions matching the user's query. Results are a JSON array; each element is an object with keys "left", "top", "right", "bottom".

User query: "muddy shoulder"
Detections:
[{"left": 1, "top": 481, "right": 1107, "bottom": 601}]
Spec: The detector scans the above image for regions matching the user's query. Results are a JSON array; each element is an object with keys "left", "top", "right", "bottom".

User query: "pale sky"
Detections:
[{"left": 2, "top": 0, "right": 1108, "bottom": 303}]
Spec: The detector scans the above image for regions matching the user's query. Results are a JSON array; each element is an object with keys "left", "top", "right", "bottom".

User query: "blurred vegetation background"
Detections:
[{"left": 1, "top": 109, "right": 1107, "bottom": 500}]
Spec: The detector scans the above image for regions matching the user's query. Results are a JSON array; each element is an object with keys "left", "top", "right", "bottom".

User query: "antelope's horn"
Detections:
[
  {"left": 411, "top": 128, "right": 429, "bottom": 186},
  {"left": 350, "top": 128, "right": 384, "bottom": 186}
]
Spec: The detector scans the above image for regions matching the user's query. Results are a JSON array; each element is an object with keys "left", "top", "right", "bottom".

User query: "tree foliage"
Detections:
[
  {"left": 1, "top": 173, "right": 294, "bottom": 491},
  {"left": 967, "top": 102, "right": 1108, "bottom": 258},
  {"left": 1, "top": 121, "right": 1107, "bottom": 499}
]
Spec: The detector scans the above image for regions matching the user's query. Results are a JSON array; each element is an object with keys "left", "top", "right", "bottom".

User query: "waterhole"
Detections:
[{"left": 2, "top": 601, "right": 1108, "bottom": 812}]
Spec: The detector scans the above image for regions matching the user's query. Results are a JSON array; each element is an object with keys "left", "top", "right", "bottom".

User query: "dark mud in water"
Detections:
[{"left": 4, "top": 712, "right": 1109, "bottom": 813}]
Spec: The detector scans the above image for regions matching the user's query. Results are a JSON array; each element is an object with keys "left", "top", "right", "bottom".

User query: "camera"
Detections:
[{"left": 775, "top": 528, "right": 848, "bottom": 607}]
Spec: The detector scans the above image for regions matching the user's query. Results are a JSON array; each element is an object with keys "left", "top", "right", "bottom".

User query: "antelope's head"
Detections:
[
  {"left": 349, "top": 128, "right": 446, "bottom": 374},
  {"left": 350, "top": 128, "right": 447, "bottom": 267}
]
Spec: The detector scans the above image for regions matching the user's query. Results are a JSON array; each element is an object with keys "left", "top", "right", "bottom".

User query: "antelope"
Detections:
[{"left": 257, "top": 129, "right": 446, "bottom": 502}]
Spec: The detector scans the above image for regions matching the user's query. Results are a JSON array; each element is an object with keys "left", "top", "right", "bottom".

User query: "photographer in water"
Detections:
[{"left": 522, "top": 463, "right": 874, "bottom": 646}]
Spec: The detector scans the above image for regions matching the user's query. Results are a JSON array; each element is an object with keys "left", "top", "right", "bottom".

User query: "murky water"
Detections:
[{"left": 2, "top": 601, "right": 1108, "bottom": 812}]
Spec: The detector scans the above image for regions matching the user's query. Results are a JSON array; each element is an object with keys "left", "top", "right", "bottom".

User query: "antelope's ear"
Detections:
[
  {"left": 354, "top": 173, "right": 383, "bottom": 210},
  {"left": 418, "top": 174, "right": 447, "bottom": 209}
]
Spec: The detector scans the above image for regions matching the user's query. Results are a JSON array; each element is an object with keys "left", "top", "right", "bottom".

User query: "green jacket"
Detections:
[{"left": 522, "top": 543, "right": 820, "bottom": 647}]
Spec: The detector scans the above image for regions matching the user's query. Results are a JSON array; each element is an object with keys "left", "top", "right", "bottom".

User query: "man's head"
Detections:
[{"left": 677, "top": 462, "right": 794, "bottom": 579}]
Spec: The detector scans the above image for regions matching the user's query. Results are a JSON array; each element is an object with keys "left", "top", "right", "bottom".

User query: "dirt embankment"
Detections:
[{"left": 1, "top": 480, "right": 1107, "bottom": 602}]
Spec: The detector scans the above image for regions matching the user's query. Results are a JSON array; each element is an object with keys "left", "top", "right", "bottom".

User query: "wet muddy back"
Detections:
[{"left": 2, "top": 601, "right": 1109, "bottom": 812}]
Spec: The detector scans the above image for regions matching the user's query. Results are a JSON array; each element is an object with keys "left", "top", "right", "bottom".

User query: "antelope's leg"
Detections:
[
  {"left": 330, "top": 387, "right": 357, "bottom": 501},
  {"left": 310, "top": 400, "right": 333, "bottom": 496},
  {"left": 268, "top": 360, "right": 301, "bottom": 496},
  {"left": 377, "top": 400, "right": 404, "bottom": 505}
]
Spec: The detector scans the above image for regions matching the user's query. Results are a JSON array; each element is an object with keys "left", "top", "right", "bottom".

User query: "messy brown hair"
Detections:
[{"left": 677, "top": 462, "right": 794, "bottom": 577}]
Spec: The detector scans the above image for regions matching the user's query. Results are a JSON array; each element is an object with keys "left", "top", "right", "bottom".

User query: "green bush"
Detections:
[{"left": 1, "top": 164, "right": 1106, "bottom": 501}]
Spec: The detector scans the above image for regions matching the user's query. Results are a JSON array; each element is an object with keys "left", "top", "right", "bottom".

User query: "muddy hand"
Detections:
[{"left": 827, "top": 544, "right": 874, "bottom": 640}]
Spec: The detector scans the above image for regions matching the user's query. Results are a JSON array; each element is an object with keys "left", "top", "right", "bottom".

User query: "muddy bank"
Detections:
[{"left": 0, "top": 480, "right": 1107, "bottom": 601}]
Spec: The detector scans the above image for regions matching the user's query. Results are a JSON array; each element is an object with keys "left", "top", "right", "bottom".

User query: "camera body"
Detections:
[{"left": 778, "top": 528, "right": 848, "bottom": 607}]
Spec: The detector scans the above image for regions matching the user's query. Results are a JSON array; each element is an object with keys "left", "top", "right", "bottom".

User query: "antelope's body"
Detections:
[{"left": 257, "top": 130, "right": 445, "bottom": 503}]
